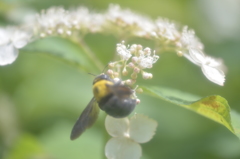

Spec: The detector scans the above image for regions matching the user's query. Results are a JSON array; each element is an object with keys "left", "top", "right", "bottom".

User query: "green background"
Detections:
[{"left": 0, "top": 0, "right": 240, "bottom": 159}]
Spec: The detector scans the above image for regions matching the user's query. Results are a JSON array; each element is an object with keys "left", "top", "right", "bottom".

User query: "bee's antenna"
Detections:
[
  {"left": 88, "top": 73, "right": 96, "bottom": 76},
  {"left": 102, "top": 63, "right": 109, "bottom": 73},
  {"left": 89, "top": 63, "right": 109, "bottom": 77}
]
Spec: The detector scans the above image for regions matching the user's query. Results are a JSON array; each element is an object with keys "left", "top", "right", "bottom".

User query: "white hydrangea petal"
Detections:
[
  {"left": 0, "top": 44, "right": 19, "bottom": 66},
  {"left": 189, "top": 49, "right": 206, "bottom": 64},
  {"left": 13, "top": 40, "right": 28, "bottom": 49},
  {"left": 155, "top": 18, "right": 179, "bottom": 40},
  {"left": 204, "top": 56, "right": 223, "bottom": 68},
  {"left": 105, "top": 137, "right": 142, "bottom": 159},
  {"left": 180, "top": 26, "right": 204, "bottom": 50},
  {"left": 105, "top": 115, "right": 130, "bottom": 137},
  {"left": 12, "top": 31, "right": 30, "bottom": 48},
  {"left": 183, "top": 53, "right": 199, "bottom": 66},
  {"left": 129, "top": 114, "right": 158, "bottom": 143},
  {"left": 201, "top": 64, "right": 225, "bottom": 86},
  {"left": 0, "top": 28, "right": 10, "bottom": 45}
]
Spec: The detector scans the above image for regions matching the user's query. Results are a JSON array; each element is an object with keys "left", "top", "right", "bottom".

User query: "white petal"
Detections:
[
  {"left": 0, "top": 28, "right": 10, "bottom": 45},
  {"left": 189, "top": 49, "right": 206, "bottom": 64},
  {"left": 129, "top": 114, "right": 158, "bottom": 143},
  {"left": 12, "top": 30, "right": 31, "bottom": 48},
  {"left": 105, "top": 137, "right": 142, "bottom": 159},
  {"left": 13, "top": 39, "right": 28, "bottom": 49},
  {"left": 0, "top": 44, "right": 18, "bottom": 65},
  {"left": 183, "top": 53, "right": 199, "bottom": 66},
  {"left": 105, "top": 115, "right": 129, "bottom": 137},
  {"left": 205, "top": 56, "right": 219, "bottom": 67},
  {"left": 201, "top": 65, "right": 225, "bottom": 86}
]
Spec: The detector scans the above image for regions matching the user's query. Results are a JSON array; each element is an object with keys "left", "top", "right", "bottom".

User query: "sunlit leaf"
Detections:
[
  {"left": 22, "top": 37, "right": 102, "bottom": 72},
  {"left": 142, "top": 86, "right": 235, "bottom": 136}
]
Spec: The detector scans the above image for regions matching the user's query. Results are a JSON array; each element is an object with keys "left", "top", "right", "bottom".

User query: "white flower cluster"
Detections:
[
  {"left": 36, "top": 7, "right": 104, "bottom": 37},
  {"left": 0, "top": 4, "right": 226, "bottom": 85},
  {"left": 155, "top": 18, "right": 180, "bottom": 40},
  {"left": 105, "top": 4, "right": 156, "bottom": 38},
  {"left": 0, "top": 27, "right": 31, "bottom": 65},
  {"left": 108, "top": 41, "right": 159, "bottom": 84},
  {"left": 184, "top": 49, "right": 226, "bottom": 86},
  {"left": 177, "top": 27, "right": 225, "bottom": 86},
  {"left": 105, "top": 114, "right": 157, "bottom": 159}
]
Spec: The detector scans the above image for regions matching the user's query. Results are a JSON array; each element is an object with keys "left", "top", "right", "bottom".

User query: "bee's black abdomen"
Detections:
[{"left": 99, "top": 95, "right": 136, "bottom": 118}]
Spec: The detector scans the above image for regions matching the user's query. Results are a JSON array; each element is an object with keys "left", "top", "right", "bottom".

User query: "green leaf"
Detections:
[
  {"left": 6, "top": 134, "right": 48, "bottom": 159},
  {"left": 142, "top": 86, "right": 236, "bottom": 136},
  {"left": 230, "top": 110, "right": 240, "bottom": 138},
  {"left": 21, "top": 37, "right": 103, "bottom": 72},
  {"left": 39, "top": 122, "right": 104, "bottom": 159}
]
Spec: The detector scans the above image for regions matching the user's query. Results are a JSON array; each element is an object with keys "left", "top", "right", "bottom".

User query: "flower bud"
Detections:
[
  {"left": 136, "top": 44, "right": 142, "bottom": 51},
  {"left": 132, "top": 56, "right": 138, "bottom": 63},
  {"left": 57, "top": 28, "right": 64, "bottom": 34},
  {"left": 177, "top": 50, "right": 183, "bottom": 57},
  {"left": 142, "top": 72, "right": 153, "bottom": 79},
  {"left": 128, "top": 62, "right": 135, "bottom": 68},
  {"left": 113, "top": 78, "right": 120, "bottom": 82},
  {"left": 125, "top": 79, "right": 132, "bottom": 85},
  {"left": 136, "top": 88, "right": 143, "bottom": 93},
  {"left": 108, "top": 62, "right": 115, "bottom": 68},
  {"left": 131, "top": 72, "right": 138, "bottom": 79},
  {"left": 144, "top": 47, "right": 151, "bottom": 55},
  {"left": 122, "top": 68, "right": 128, "bottom": 76},
  {"left": 107, "top": 69, "right": 113, "bottom": 76},
  {"left": 113, "top": 72, "right": 119, "bottom": 78},
  {"left": 133, "top": 67, "right": 140, "bottom": 73},
  {"left": 136, "top": 98, "right": 141, "bottom": 104}
]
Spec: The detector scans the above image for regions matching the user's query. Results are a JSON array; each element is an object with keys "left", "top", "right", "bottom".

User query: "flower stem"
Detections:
[{"left": 71, "top": 36, "right": 104, "bottom": 72}]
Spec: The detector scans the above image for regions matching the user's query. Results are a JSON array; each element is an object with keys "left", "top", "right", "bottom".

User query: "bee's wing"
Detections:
[{"left": 70, "top": 97, "right": 99, "bottom": 140}]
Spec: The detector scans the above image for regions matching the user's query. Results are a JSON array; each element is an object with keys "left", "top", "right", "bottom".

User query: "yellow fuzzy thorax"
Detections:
[{"left": 93, "top": 80, "right": 114, "bottom": 102}]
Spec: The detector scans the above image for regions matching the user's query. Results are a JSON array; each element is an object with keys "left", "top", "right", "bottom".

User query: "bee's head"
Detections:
[{"left": 93, "top": 73, "right": 112, "bottom": 84}]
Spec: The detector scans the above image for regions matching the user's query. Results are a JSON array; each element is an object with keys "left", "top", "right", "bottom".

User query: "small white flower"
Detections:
[
  {"left": 138, "top": 56, "right": 155, "bottom": 69},
  {"left": 138, "top": 52, "right": 159, "bottom": 69},
  {"left": 116, "top": 42, "right": 132, "bottom": 60},
  {"left": 0, "top": 27, "right": 31, "bottom": 65},
  {"left": 184, "top": 49, "right": 226, "bottom": 86},
  {"left": 106, "top": 4, "right": 156, "bottom": 37},
  {"left": 37, "top": 7, "right": 68, "bottom": 31},
  {"left": 179, "top": 26, "right": 204, "bottom": 50},
  {"left": 155, "top": 18, "right": 180, "bottom": 40},
  {"left": 105, "top": 114, "right": 157, "bottom": 159},
  {"left": 36, "top": 7, "right": 104, "bottom": 36},
  {"left": 69, "top": 7, "right": 104, "bottom": 33},
  {"left": 142, "top": 72, "right": 153, "bottom": 79}
]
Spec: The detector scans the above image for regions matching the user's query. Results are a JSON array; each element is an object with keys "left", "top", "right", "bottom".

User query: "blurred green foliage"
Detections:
[{"left": 1, "top": 0, "right": 240, "bottom": 159}]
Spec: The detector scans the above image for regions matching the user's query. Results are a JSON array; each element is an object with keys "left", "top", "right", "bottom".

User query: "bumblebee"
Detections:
[{"left": 70, "top": 74, "right": 136, "bottom": 140}]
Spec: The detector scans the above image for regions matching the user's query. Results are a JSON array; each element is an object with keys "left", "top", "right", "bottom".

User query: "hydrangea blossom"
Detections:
[
  {"left": 105, "top": 114, "right": 158, "bottom": 159},
  {"left": 184, "top": 49, "right": 225, "bottom": 85},
  {"left": 0, "top": 27, "right": 31, "bottom": 65},
  {"left": 155, "top": 18, "right": 180, "bottom": 40},
  {"left": 36, "top": 7, "right": 104, "bottom": 37},
  {"left": 178, "top": 26, "right": 204, "bottom": 50},
  {"left": 0, "top": 4, "right": 227, "bottom": 85},
  {"left": 116, "top": 43, "right": 132, "bottom": 60},
  {"left": 109, "top": 41, "right": 159, "bottom": 82},
  {"left": 105, "top": 4, "right": 155, "bottom": 37}
]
